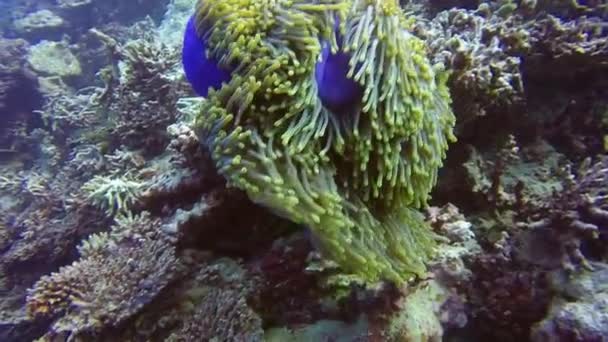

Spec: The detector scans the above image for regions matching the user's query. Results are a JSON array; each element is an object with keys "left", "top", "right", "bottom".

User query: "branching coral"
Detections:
[
  {"left": 193, "top": 0, "right": 455, "bottom": 283},
  {"left": 523, "top": 14, "right": 608, "bottom": 80},
  {"left": 93, "top": 36, "right": 189, "bottom": 152},
  {"left": 413, "top": 7, "right": 526, "bottom": 118},
  {"left": 166, "top": 286, "right": 264, "bottom": 341},
  {"left": 518, "top": 156, "right": 608, "bottom": 270},
  {"left": 82, "top": 174, "right": 143, "bottom": 216},
  {"left": 26, "top": 212, "right": 183, "bottom": 339},
  {"left": 36, "top": 87, "right": 101, "bottom": 138}
]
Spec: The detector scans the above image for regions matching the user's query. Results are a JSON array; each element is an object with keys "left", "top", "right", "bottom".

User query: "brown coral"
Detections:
[
  {"left": 166, "top": 287, "right": 263, "bottom": 341},
  {"left": 26, "top": 213, "right": 184, "bottom": 339}
]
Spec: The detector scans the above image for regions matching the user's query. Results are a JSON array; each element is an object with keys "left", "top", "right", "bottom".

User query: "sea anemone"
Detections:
[{"left": 186, "top": 0, "right": 456, "bottom": 284}]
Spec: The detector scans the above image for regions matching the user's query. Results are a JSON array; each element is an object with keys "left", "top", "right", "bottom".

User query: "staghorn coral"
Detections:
[
  {"left": 67, "top": 144, "right": 106, "bottom": 177},
  {"left": 194, "top": 0, "right": 456, "bottom": 284},
  {"left": 37, "top": 87, "right": 101, "bottom": 134}
]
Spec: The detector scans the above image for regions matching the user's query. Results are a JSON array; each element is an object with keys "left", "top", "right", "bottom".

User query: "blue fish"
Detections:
[{"left": 182, "top": 13, "right": 362, "bottom": 111}]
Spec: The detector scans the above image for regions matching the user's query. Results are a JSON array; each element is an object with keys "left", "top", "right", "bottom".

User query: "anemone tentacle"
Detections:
[{"left": 192, "top": 0, "right": 455, "bottom": 284}]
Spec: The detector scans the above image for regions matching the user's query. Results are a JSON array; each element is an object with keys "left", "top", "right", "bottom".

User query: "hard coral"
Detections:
[
  {"left": 82, "top": 174, "right": 143, "bottom": 216},
  {"left": 413, "top": 7, "right": 525, "bottom": 118},
  {"left": 166, "top": 286, "right": 263, "bottom": 341},
  {"left": 519, "top": 156, "right": 608, "bottom": 269},
  {"left": 26, "top": 212, "right": 183, "bottom": 340},
  {"left": 523, "top": 14, "right": 608, "bottom": 81},
  {"left": 108, "top": 257, "right": 263, "bottom": 342},
  {"left": 194, "top": 0, "right": 456, "bottom": 284},
  {"left": 95, "top": 36, "right": 188, "bottom": 153}
]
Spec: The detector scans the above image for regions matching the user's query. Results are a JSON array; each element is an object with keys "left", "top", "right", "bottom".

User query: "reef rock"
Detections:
[
  {"left": 13, "top": 10, "right": 65, "bottom": 42},
  {"left": 0, "top": 38, "right": 31, "bottom": 109},
  {"left": 531, "top": 264, "right": 608, "bottom": 341},
  {"left": 26, "top": 41, "right": 82, "bottom": 79},
  {"left": 0, "top": 37, "right": 41, "bottom": 143},
  {"left": 57, "top": 0, "right": 94, "bottom": 10},
  {"left": 157, "top": 0, "right": 197, "bottom": 47}
]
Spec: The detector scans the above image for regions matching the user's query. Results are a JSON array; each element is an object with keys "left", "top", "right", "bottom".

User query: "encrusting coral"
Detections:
[{"left": 191, "top": 0, "right": 456, "bottom": 283}]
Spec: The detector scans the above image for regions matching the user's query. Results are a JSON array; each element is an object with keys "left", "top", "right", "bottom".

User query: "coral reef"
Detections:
[
  {"left": 166, "top": 287, "right": 263, "bottom": 341},
  {"left": 0, "top": 0, "right": 607, "bottom": 340},
  {"left": 517, "top": 155, "right": 608, "bottom": 270},
  {"left": 411, "top": 0, "right": 608, "bottom": 145},
  {"left": 27, "top": 213, "right": 184, "bottom": 339},
  {"left": 531, "top": 264, "right": 608, "bottom": 341},
  {"left": 0, "top": 37, "right": 41, "bottom": 148},
  {"left": 413, "top": 8, "right": 525, "bottom": 119},
  {"left": 81, "top": 175, "right": 144, "bottom": 216},
  {"left": 0, "top": 168, "right": 108, "bottom": 342},
  {"left": 96, "top": 36, "right": 189, "bottom": 153}
]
